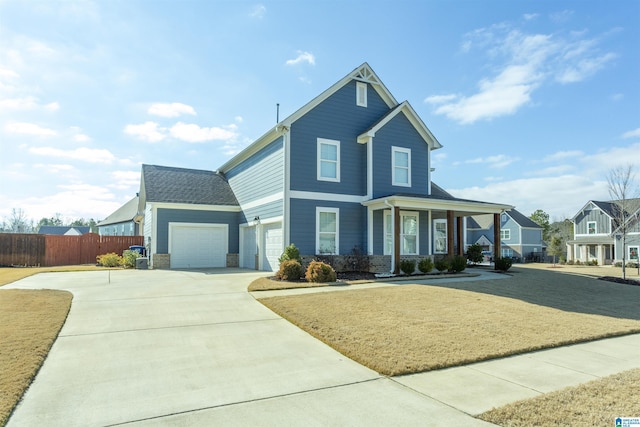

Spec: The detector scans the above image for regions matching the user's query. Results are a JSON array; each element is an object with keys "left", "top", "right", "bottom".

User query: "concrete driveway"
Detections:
[{"left": 6, "top": 269, "right": 493, "bottom": 426}]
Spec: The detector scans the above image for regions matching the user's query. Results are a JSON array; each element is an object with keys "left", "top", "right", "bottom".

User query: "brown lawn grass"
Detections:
[
  {"left": 0, "top": 265, "right": 109, "bottom": 287},
  {"left": 478, "top": 368, "right": 640, "bottom": 426},
  {"left": 258, "top": 267, "right": 640, "bottom": 376},
  {"left": 0, "top": 289, "right": 72, "bottom": 426}
]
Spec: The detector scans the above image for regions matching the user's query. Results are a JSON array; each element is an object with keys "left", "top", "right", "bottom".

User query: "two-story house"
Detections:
[
  {"left": 97, "top": 196, "right": 141, "bottom": 236},
  {"left": 567, "top": 199, "right": 640, "bottom": 265},
  {"left": 136, "top": 63, "right": 513, "bottom": 272},
  {"left": 466, "top": 209, "right": 544, "bottom": 262}
]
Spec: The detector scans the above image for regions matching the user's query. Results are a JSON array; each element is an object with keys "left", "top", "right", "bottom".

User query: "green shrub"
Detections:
[
  {"left": 278, "top": 243, "right": 301, "bottom": 264},
  {"left": 399, "top": 259, "right": 416, "bottom": 275},
  {"left": 418, "top": 258, "right": 434, "bottom": 273},
  {"left": 121, "top": 250, "right": 142, "bottom": 268},
  {"left": 588, "top": 259, "right": 598, "bottom": 266},
  {"left": 567, "top": 259, "right": 574, "bottom": 265},
  {"left": 466, "top": 244, "right": 483, "bottom": 264},
  {"left": 275, "top": 259, "right": 304, "bottom": 281},
  {"left": 495, "top": 257, "right": 513, "bottom": 272},
  {"left": 96, "top": 252, "right": 122, "bottom": 267},
  {"left": 575, "top": 260, "right": 582, "bottom": 265},
  {"left": 434, "top": 258, "right": 450, "bottom": 272},
  {"left": 626, "top": 261, "right": 639, "bottom": 268},
  {"left": 305, "top": 260, "right": 337, "bottom": 283},
  {"left": 449, "top": 255, "right": 467, "bottom": 273},
  {"left": 614, "top": 261, "right": 623, "bottom": 267}
]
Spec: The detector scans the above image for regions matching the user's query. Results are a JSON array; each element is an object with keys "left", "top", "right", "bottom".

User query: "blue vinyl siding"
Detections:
[
  {"left": 289, "top": 198, "right": 366, "bottom": 255},
  {"left": 226, "top": 137, "right": 284, "bottom": 213},
  {"left": 289, "top": 81, "right": 389, "bottom": 195},
  {"left": 574, "top": 207, "right": 611, "bottom": 235},
  {"left": 372, "top": 113, "right": 430, "bottom": 198},
  {"left": 240, "top": 200, "right": 282, "bottom": 224},
  {"left": 155, "top": 209, "right": 239, "bottom": 254}
]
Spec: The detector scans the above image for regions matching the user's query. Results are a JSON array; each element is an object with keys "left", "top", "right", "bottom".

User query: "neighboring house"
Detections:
[
  {"left": 37, "top": 226, "right": 91, "bottom": 235},
  {"left": 97, "top": 196, "right": 141, "bottom": 236},
  {"left": 567, "top": 199, "right": 640, "bottom": 265},
  {"left": 136, "top": 63, "right": 513, "bottom": 271},
  {"left": 466, "top": 209, "right": 544, "bottom": 262}
]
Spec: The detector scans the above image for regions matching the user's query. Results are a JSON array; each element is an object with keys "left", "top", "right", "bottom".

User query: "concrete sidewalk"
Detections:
[{"left": 5, "top": 269, "right": 639, "bottom": 426}]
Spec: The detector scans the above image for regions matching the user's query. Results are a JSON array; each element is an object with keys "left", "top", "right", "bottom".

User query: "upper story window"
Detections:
[
  {"left": 392, "top": 146, "right": 411, "bottom": 187},
  {"left": 316, "top": 207, "right": 339, "bottom": 255},
  {"left": 317, "top": 138, "right": 340, "bottom": 182},
  {"left": 356, "top": 82, "right": 367, "bottom": 107},
  {"left": 500, "top": 229, "right": 510, "bottom": 240},
  {"left": 587, "top": 221, "right": 597, "bottom": 234}
]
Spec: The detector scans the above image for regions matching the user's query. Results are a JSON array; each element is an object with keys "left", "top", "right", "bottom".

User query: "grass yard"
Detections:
[
  {"left": 258, "top": 267, "right": 640, "bottom": 376},
  {"left": 0, "top": 289, "right": 73, "bottom": 426},
  {"left": 478, "top": 368, "right": 640, "bottom": 426}
]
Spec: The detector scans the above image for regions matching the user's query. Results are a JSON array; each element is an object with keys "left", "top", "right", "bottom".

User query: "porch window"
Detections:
[
  {"left": 392, "top": 146, "right": 411, "bottom": 187},
  {"left": 384, "top": 211, "right": 419, "bottom": 255},
  {"left": 587, "top": 221, "right": 597, "bottom": 234},
  {"left": 629, "top": 246, "right": 639, "bottom": 261},
  {"left": 434, "top": 219, "right": 447, "bottom": 254},
  {"left": 500, "top": 229, "right": 510, "bottom": 240},
  {"left": 316, "top": 207, "right": 339, "bottom": 254},
  {"left": 501, "top": 248, "right": 513, "bottom": 258},
  {"left": 317, "top": 138, "right": 340, "bottom": 182}
]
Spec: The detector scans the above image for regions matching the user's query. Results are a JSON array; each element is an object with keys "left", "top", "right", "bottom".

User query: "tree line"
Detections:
[{"left": 0, "top": 208, "right": 98, "bottom": 234}]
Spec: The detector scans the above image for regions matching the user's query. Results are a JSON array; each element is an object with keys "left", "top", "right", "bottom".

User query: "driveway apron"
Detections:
[{"left": 6, "top": 269, "right": 491, "bottom": 426}]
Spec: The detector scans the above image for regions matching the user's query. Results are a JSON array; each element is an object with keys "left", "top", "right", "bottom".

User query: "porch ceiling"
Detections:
[
  {"left": 362, "top": 194, "right": 513, "bottom": 216},
  {"left": 567, "top": 237, "right": 615, "bottom": 245}
]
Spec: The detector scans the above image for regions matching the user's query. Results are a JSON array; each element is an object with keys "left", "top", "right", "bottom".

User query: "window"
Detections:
[
  {"left": 434, "top": 219, "right": 447, "bottom": 254},
  {"left": 501, "top": 248, "right": 513, "bottom": 258},
  {"left": 587, "top": 221, "right": 597, "bottom": 234},
  {"left": 384, "top": 211, "right": 419, "bottom": 255},
  {"left": 500, "top": 229, "right": 510, "bottom": 240},
  {"left": 317, "top": 138, "right": 340, "bottom": 182},
  {"left": 629, "top": 246, "right": 639, "bottom": 261},
  {"left": 356, "top": 82, "right": 367, "bottom": 107},
  {"left": 316, "top": 207, "right": 339, "bottom": 254},
  {"left": 392, "top": 146, "right": 411, "bottom": 187}
]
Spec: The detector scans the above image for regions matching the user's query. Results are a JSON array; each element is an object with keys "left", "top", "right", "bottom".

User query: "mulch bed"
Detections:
[{"left": 598, "top": 276, "right": 640, "bottom": 286}]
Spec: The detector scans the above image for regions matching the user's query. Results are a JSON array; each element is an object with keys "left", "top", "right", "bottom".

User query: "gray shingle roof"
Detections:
[
  {"left": 98, "top": 196, "right": 139, "bottom": 226},
  {"left": 38, "top": 226, "right": 90, "bottom": 235},
  {"left": 142, "top": 164, "right": 238, "bottom": 206},
  {"left": 507, "top": 209, "right": 542, "bottom": 228}
]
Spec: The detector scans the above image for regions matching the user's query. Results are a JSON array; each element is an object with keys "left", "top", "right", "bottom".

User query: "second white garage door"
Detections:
[
  {"left": 169, "top": 223, "right": 227, "bottom": 269},
  {"left": 262, "top": 222, "right": 282, "bottom": 272}
]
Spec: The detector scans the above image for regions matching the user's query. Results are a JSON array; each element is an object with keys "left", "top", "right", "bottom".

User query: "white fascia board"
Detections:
[
  {"left": 217, "top": 127, "right": 283, "bottom": 173},
  {"left": 362, "top": 196, "right": 513, "bottom": 215},
  {"left": 151, "top": 202, "right": 241, "bottom": 212},
  {"left": 290, "top": 190, "right": 368, "bottom": 204},
  {"left": 240, "top": 192, "right": 284, "bottom": 211}
]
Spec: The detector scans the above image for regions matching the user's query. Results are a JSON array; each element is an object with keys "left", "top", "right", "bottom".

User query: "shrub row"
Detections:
[
  {"left": 96, "top": 250, "right": 142, "bottom": 268},
  {"left": 275, "top": 258, "right": 337, "bottom": 283}
]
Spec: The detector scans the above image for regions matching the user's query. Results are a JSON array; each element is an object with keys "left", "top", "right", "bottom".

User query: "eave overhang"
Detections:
[{"left": 362, "top": 195, "right": 513, "bottom": 216}]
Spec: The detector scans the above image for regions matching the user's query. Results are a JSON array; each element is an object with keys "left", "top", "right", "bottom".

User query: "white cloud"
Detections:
[
  {"left": 123, "top": 121, "right": 166, "bottom": 143},
  {"left": 234, "top": 116, "right": 243, "bottom": 123},
  {"left": 622, "top": 128, "right": 640, "bottom": 139},
  {"left": 543, "top": 150, "right": 584, "bottom": 161},
  {"left": 29, "top": 146, "right": 117, "bottom": 164},
  {"left": 429, "top": 24, "right": 617, "bottom": 124},
  {"left": 286, "top": 51, "right": 316, "bottom": 66},
  {"left": 148, "top": 102, "right": 196, "bottom": 118},
  {"left": 5, "top": 122, "right": 57, "bottom": 136},
  {"left": 0, "top": 97, "right": 59, "bottom": 112},
  {"left": 465, "top": 154, "right": 519, "bottom": 168},
  {"left": 250, "top": 4, "right": 266, "bottom": 19},
  {"left": 523, "top": 13, "right": 539, "bottom": 21},
  {"left": 169, "top": 122, "right": 237, "bottom": 143}
]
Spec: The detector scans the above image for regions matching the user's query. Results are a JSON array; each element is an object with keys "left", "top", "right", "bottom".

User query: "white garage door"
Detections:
[
  {"left": 170, "top": 224, "right": 227, "bottom": 269},
  {"left": 262, "top": 222, "right": 283, "bottom": 272},
  {"left": 240, "top": 226, "right": 256, "bottom": 269}
]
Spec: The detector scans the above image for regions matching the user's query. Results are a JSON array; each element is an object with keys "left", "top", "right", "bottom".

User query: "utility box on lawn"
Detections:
[{"left": 136, "top": 257, "right": 148, "bottom": 270}]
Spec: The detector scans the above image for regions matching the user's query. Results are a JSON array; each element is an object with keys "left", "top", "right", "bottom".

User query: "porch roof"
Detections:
[
  {"left": 362, "top": 193, "right": 513, "bottom": 216},
  {"left": 567, "top": 236, "right": 615, "bottom": 245}
]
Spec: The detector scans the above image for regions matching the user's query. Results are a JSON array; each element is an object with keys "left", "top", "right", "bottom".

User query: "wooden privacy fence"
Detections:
[{"left": 0, "top": 233, "right": 144, "bottom": 267}]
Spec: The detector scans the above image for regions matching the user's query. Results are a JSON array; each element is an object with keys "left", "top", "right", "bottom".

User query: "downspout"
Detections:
[{"left": 384, "top": 199, "right": 395, "bottom": 273}]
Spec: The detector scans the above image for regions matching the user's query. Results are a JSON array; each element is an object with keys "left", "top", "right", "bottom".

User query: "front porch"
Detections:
[
  {"left": 567, "top": 237, "right": 614, "bottom": 265},
  {"left": 363, "top": 194, "right": 513, "bottom": 274}
]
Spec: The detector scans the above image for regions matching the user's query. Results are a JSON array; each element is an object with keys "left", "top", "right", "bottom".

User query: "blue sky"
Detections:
[{"left": 1, "top": 0, "right": 638, "bottom": 225}]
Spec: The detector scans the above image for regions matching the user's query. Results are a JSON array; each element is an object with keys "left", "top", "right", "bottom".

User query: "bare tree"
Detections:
[
  {"left": 607, "top": 165, "right": 640, "bottom": 280},
  {"left": 5, "top": 208, "right": 34, "bottom": 233}
]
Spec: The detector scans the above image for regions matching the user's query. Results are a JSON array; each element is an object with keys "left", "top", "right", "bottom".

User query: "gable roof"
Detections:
[
  {"left": 507, "top": 209, "right": 542, "bottom": 229},
  {"left": 218, "top": 63, "right": 431, "bottom": 173},
  {"left": 357, "top": 101, "right": 442, "bottom": 149},
  {"left": 98, "top": 196, "right": 139, "bottom": 227},
  {"left": 571, "top": 199, "right": 640, "bottom": 221},
  {"left": 140, "top": 164, "right": 238, "bottom": 206},
  {"left": 38, "top": 226, "right": 90, "bottom": 235}
]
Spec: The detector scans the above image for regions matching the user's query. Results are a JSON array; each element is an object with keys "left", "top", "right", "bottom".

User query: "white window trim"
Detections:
[
  {"left": 587, "top": 221, "right": 597, "bottom": 235},
  {"left": 317, "top": 138, "right": 340, "bottom": 182},
  {"left": 501, "top": 248, "right": 513, "bottom": 258},
  {"left": 316, "top": 207, "right": 339, "bottom": 255},
  {"left": 392, "top": 146, "right": 411, "bottom": 187},
  {"left": 383, "top": 210, "right": 419, "bottom": 255},
  {"left": 356, "top": 82, "right": 367, "bottom": 107},
  {"left": 500, "top": 229, "right": 511, "bottom": 240},
  {"left": 434, "top": 218, "right": 447, "bottom": 254}
]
